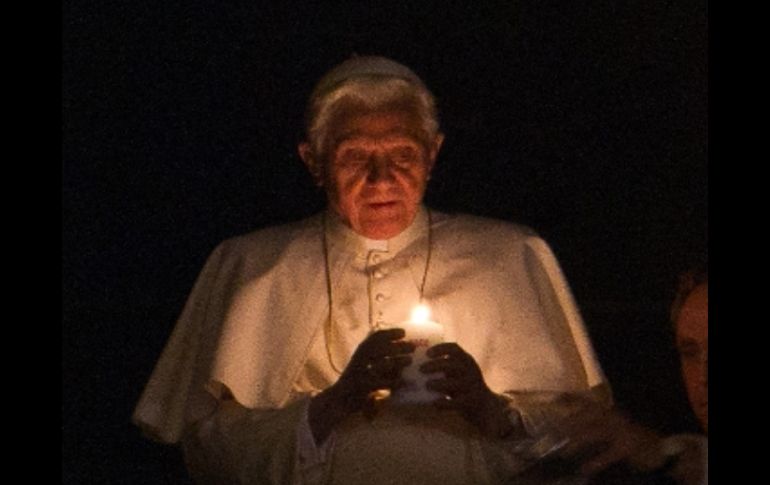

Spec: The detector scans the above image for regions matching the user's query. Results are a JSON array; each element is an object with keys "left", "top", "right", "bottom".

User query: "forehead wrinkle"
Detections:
[{"left": 336, "top": 127, "right": 423, "bottom": 145}]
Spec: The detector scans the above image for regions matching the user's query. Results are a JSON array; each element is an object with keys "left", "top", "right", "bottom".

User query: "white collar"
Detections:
[{"left": 325, "top": 206, "right": 429, "bottom": 259}]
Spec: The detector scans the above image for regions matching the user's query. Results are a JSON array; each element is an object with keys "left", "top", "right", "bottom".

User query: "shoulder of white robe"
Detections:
[
  {"left": 522, "top": 236, "right": 612, "bottom": 399},
  {"left": 132, "top": 241, "right": 229, "bottom": 443},
  {"left": 131, "top": 215, "right": 325, "bottom": 443}
]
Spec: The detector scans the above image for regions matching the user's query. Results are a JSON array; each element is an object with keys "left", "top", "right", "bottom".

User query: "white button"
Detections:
[
  {"left": 374, "top": 319, "right": 385, "bottom": 329},
  {"left": 375, "top": 293, "right": 386, "bottom": 302},
  {"left": 373, "top": 269, "right": 385, "bottom": 279}
]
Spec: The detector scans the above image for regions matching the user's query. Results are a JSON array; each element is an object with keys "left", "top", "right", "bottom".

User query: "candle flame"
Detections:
[{"left": 410, "top": 304, "right": 431, "bottom": 324}]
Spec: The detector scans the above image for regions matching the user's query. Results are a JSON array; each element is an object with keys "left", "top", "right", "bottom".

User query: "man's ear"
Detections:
[
  {"left": 425, "top": 133, "right": 444, "bottom": 174},
  {"left": 298, "top": 142, "right": 324, "bottom": 187}
]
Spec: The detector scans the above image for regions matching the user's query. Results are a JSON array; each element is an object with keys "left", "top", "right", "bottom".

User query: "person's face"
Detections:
[
  {"left": 675, "top": 282, "right": 708, "bottom": 432},
  {"left": 308, "top": 108, "right": 442, "bottom": 239}
]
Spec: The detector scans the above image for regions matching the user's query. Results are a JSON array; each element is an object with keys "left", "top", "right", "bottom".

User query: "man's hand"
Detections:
[
  {"left": 308, "top": 328, "right": 414, "bottom": 444},
  {"left": 333, "top": 327, "right": 415, "bottom": 411},
  {"left": 552, "top": 404, "right": 665, "bottom": 476},
  {"left": 420, "top": 342, "right": 515, "bottom": 439}
]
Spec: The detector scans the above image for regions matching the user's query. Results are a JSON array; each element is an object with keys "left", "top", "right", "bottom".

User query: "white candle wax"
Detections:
[{"left": 391, "top": 304, "right": 445, "bottom": 405}]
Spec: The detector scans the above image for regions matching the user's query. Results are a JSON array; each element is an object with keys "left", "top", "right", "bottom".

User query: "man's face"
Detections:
[
  {"left": 675, "top": 282, "right": 708, "bottom": 432},
  {"left": 316, "top": 109, "right": 442, "bottom": 239}
]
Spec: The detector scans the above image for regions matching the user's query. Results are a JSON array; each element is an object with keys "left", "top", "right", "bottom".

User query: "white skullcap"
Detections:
[{"left": 310, "top": 55, "right": 428, "bottom": 100}]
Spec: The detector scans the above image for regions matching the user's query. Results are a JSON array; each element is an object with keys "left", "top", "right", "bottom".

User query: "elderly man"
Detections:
[{"left": 133, "top": 56, "right": 610, "bottom": 484}]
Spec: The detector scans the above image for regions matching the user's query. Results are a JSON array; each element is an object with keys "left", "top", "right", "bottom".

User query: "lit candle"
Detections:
[{"left": 391, "top": 303, "right": 445, "bottom": 405}]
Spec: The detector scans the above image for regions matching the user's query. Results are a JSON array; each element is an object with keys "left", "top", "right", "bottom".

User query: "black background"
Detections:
[{"left": 63, "top": 1, "right": 707, "bottom": 483}]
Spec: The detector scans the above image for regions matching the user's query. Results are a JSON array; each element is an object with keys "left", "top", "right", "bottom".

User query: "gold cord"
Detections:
[{"left": 322, "top": 210, "right": 433, "bottom": 375}]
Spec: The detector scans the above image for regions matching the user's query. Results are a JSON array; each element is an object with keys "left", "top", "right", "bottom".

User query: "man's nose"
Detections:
[{"left": 366, "top": 155, "right": 394, "bottom": 183}]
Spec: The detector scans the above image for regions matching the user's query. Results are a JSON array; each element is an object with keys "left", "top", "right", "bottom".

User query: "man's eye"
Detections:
[
  {"left": 677, "top": 341, "right": 701, "bottom": 359},
  {"left": 340, "top": 149, "right": 368, "bottom": 165},
  {"left": 390, "top": 147, "right": 418, "bottom": 165}
]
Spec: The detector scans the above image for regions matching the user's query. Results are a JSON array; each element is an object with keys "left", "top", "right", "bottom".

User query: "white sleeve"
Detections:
[
  {"left": 294, "top": 399, "right": 337, "bottom": 484},
  {"left": 502, "top": 384, "right": 613, "bottom": 438},
  {"left": 180, "top": 397, "right": 336, "bottom": 485}
]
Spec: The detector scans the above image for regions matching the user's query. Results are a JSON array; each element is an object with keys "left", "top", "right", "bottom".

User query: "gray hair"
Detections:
[{"left": 303, "top": 57, "right": 440, "bottom": 160}]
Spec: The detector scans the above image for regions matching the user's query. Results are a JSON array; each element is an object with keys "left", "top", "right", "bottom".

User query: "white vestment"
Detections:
[{"left": 133, "top": 207, "right": 610, "bottom": 484}]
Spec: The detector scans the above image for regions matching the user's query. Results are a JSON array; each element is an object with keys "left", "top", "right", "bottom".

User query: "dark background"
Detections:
[{"left": 63, "top": 1, "right": 707, "bottom": 483}]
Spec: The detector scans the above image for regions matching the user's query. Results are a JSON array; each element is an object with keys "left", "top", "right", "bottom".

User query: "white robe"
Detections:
[{"left": 132, "top": 208, "right": 610, "bottom": 484}]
